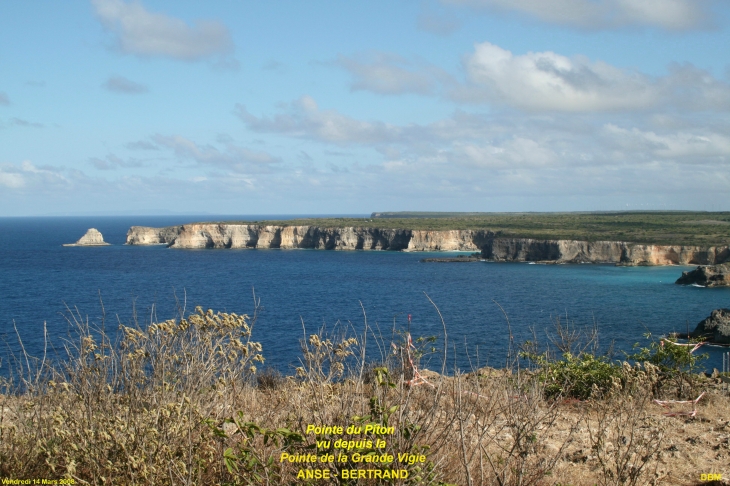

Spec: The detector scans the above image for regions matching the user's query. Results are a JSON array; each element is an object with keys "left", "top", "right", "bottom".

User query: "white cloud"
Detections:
[
  {"left": 335, "top": 53, "right": 452, "bottom": 95},
  {"left": 454, "top": 137, "right": 557, "bottom": 169},
  {"left": 4, "top": 112, "right": 730, "bottom": 213},
  {"left": 461, "top": 42, "right": 658, "bottom": 112},
  {"left": 236, "top": 96, "right": 403, "bottom": 144},
  {"left": 458, "top": 42, "right": 730, "bottom": 113},
  {"left": 662, "top": 63, "right": 730, "bottom": 111},
  {"left": 0, "top": 92, "right": 9, "bottom": 106},
  {"left": 92, "top": 0, "right": 233, "bottom": 60},
  {"left": 331, "top": 43, "right": 730, "bottom": 114},
  {"left": 0, "top": 161, "right": 72, "bottom": 190},
  {"left": 153, "top": 134, "right": 281, "bottom": 172},
  {"left": 0, "top": 171, "right": 24, "bottom": 188},
  {"left": 234, "top": 95, "right": 730, "bottom": 184},
  {"left": 601, "top": 124, "right": 730, "bottom": 161},
  {"left": 443, "top": 0, "right": 714, "bottom": 30},
  {"left": 103, "top": 75, "right": 148, "bottom": 94}
]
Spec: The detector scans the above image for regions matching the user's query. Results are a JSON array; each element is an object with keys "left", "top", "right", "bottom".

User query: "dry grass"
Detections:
[{"left": 0, "top": 306, "right": 728, "bottom": 485}]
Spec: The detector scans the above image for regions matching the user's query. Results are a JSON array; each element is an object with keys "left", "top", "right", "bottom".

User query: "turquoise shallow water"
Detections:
[{"left": 1, "top": 216, "right": 728, "bottom": 374}]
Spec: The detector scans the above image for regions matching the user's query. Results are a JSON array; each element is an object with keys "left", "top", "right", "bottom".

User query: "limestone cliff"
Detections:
[
  {"left": 125, "top": 224, "right": 730, "bottom": 266},
  {"left": 481, "top": 239, "right": 730, "bottom": 266},
  {"left": 64, "top": 228, "right": 110, "bottom": 247},
  {"left": 126, "top": 225, "right": 184, "bottom": 245}
]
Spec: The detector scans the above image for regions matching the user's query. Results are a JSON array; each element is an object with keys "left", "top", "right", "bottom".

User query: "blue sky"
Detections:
[{"left": 1, "top": 0, "right": 729, "bottom": 216}]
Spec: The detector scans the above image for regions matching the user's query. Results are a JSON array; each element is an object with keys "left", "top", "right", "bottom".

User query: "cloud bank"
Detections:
[
  {"left": 336, "top": 42, "right": 730, "bottom": 114},
  {"left": 152, "top": 135, "right": 281, "bottom": 173}
]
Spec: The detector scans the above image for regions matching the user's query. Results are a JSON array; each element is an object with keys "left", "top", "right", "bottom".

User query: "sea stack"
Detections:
[{"left": 63, "top": 228, "right": 111, "bottom": 246}]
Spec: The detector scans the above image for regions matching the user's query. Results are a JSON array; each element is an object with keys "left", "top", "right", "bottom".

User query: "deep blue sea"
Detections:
[{"left": 1, "top": 216, "right": 728, "bottom": 375}]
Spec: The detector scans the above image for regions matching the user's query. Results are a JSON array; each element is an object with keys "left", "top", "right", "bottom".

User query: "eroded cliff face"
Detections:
[
  {"left": 126, "top": 225, "right": 184, "bottom": 245},
  {"left": 156, "top": 224, "right": 415, "bottom": 250},
  {"left": 482, "top": 239, "right": 730, "bottom": 266},
  {"left": 125, "top": 224, "right": 730, "bottom": 266},
  {"left": 408, "top": 230, "right": 495, "bottom": 251}
]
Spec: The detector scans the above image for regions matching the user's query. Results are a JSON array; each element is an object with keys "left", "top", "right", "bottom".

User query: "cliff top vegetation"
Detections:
[
  {"left": 205, "top": 211, "right": 730, "bottom": 246},
  {"left": 2, "top": 303, "right": 728, "bottom": 485}
]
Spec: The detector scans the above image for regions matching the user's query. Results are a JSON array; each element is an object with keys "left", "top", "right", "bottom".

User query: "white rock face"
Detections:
[
  {"left": 64, "top": 228, "right": 110, "bottom": 246},
  {"left": 408, "top": 230, "right": 481, "bottom": 251},
  {"left": 126, "top": 225, "right": 182, "bottom": 245},
  {"left": 124, "top": 224, "right": 730, "bottom": 266}
]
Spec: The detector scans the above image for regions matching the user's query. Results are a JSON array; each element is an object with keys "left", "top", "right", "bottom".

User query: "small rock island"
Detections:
[
  {"left": 63, "top": 228, "right": 110, "bottom": 247},
  {"left": 675, "top": 263, "right": 730, "bottom": 287}
]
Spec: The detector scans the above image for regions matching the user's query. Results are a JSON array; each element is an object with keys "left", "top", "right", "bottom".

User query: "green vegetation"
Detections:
[
  {"left": 628, "top": 333, "right": 709, "bottom": 399},
  {"left": 522, "top": 318, "right": 708, "bottom": 401},
  {"left": 206, "top": 211, "right": 730, "bottom": 246},
  {"left": 528, "top": 352, "right": 624, "bottom": 400}
]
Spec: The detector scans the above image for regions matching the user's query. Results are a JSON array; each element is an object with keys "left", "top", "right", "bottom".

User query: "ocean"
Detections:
[{"left": 1, "top": 216, "right": 728, "bottom": 375}]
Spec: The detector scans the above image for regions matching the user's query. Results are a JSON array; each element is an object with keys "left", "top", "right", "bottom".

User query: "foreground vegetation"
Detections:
[
  {"left": 209, "top": 211, "right": 730, "bottom": 246},
  {"left": 1, "top": 304, "right": 728, "bottom": 485}
]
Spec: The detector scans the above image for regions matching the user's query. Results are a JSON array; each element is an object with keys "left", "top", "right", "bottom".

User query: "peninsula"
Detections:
[{"left": 125, "top": 211, "right": 730, "bottom": 266}]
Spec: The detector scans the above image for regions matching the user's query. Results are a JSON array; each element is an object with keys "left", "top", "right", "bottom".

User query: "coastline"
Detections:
[{"left": 125, "top": 223, "right": 730, "bottom": 266}]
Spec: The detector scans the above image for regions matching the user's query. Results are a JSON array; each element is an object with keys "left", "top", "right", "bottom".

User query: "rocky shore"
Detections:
[
  {"left": 421, "top": 254, "right": 482, "bottom": 263},
  {"left": 675, "top": 263, "right": 730, "bottom": 287},
  {"left": 126, "top": 224, "right": 730, "bottom": 266},
  {"left": 676, "top": 308, "right": 730, "bottom": 345}
]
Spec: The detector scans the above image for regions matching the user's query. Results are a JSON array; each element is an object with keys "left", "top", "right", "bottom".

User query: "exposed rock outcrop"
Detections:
[
  {"left": 125, "top": 224, "right": 730, "bottom": 266},
  {"left": 675, "top": 263, "right": 730, "bottom": 287},
  {"left": 64, "top": 228, "right": 110, "bottom": 247},
  {"left": 688, "top": 309, "right": 730, "bottom": 344},
  {"left": 421, "top": 255, "right": 482, "bottom": 263},
  {"left": 126, "top": 225, "right": 183, "bottom": 245},
  {"left": 481, "top": 239, "right": 730, "bottom": 266}
]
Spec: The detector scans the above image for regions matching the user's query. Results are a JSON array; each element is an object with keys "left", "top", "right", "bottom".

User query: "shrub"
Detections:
[
  {"left": 522, "top": 351, "right": 623, "bottom": 400},
  {"left": 0, "top": 306, "right": 264, "bottom": 484},
  {"left": 628, "top": 333, "right": 708, "bottom": 399},
  {"left": 256, "top": 367, "right": 285, "bottom": 390}
]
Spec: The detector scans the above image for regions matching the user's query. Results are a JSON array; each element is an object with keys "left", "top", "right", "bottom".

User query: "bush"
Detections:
[
  {"left": 0, "top": 306, "right": 264, "bottom": 484},
  {"left": 256, "top": 367, "right": 285, "bottom": 390},
  {"left": 528, "top": 352, "right": 623, "bottom": 400},
  {"left": 628, "top": 333, "right": 708, "bottom": 399}
]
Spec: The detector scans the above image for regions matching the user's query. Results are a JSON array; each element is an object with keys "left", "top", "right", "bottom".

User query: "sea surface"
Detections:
[{"left": 1, "top": 216, "right": 728, "bottom": 375}]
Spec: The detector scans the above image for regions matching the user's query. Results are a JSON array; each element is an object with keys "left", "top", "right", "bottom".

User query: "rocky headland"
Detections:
[
  {"left": 675, "top": 263, "right": 730, "bottom": 287},
  {"left": 64, "top": 228, "right": 110, "bottom": 247},
  {"left": 682, "top": 308, "right": 730, "bottom": 344},
  {"left": 125, "top": 224, "right": 730, "bottom": 266}
]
